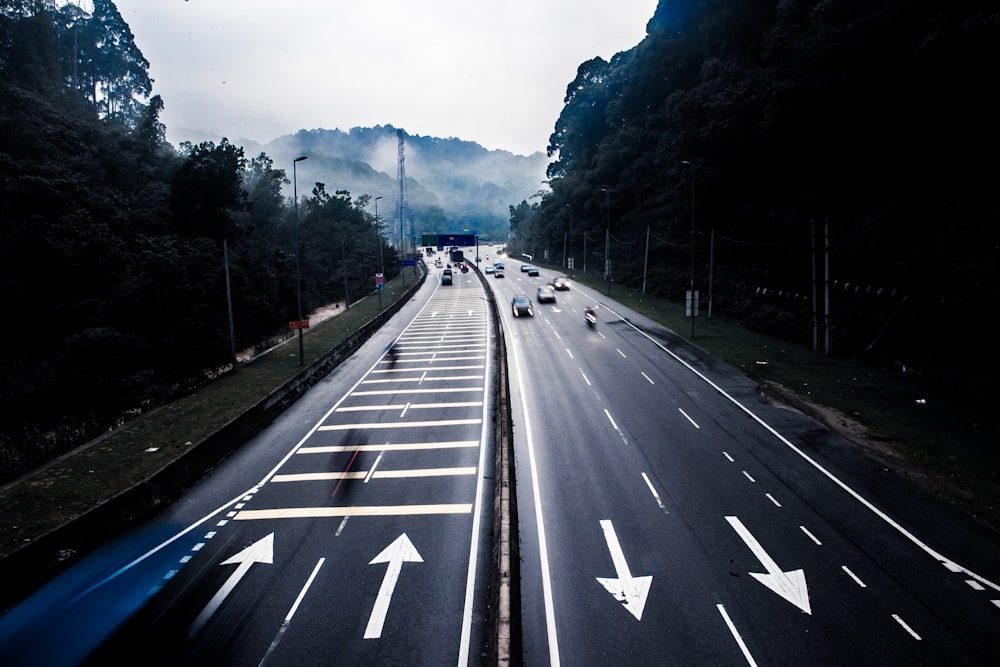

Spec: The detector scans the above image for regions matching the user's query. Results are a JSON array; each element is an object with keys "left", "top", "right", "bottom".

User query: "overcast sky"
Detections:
[{"left": 110, "top": 0, "right": 660, "bottom": 156}]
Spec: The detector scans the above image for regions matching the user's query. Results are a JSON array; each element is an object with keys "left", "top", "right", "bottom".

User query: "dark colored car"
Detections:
[
  {"left": 442, "top": 268, "right": 453, "bottom": 285},
  {"left": 511, "top": 295, "right": 534, "bottom": 317},
  {"left": 527, "top": 267, "right": 539, "bottom": 277},
  {"left": 494, "top": 268, "right": 505, "bottom": 278},
  {"left": 520, "top": 264, "right": 531, "bottom": 272}
]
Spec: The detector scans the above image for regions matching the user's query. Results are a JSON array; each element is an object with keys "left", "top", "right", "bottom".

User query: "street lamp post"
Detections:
[
  {"left": 682, "top": 160, "right": 695, "bottom": 338},
  {"left": 293, "top": 155, "right": 308, "bottom": 364},
  {"left": 600, "top": 188, "right": 611, "bottom": 295},
  {"left": 374, "top": 196, "right": 383, "bottom": 310},
  {"left": 564, "top": 203, "right": 573, "bottom": 269}
]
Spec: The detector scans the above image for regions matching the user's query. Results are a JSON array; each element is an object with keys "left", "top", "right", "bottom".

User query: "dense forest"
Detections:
[
  {"left": 2, "top": 0, "right": 998, "bottom": 482},
  {"left": 0, "top": 1, "right": 405, "bottom": 482},
  {"left": 514, "top": 0, "right": 998, "bottom": 409}
]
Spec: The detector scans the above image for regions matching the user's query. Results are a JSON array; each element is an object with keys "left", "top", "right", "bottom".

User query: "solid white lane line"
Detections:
[
  {"left": 273, "top": 467, "right": 477, "bottom": 482},
  {"left": 842, "top": 565, "right": 866, "bottom": 588},
  {"left": 352, "top": 387, "right": 483, "bottom": 396},
  {"left": 273, "top": 472, "right": 365, "bottom": 482},
  {"left": 800, "top": 526, "right": 822, "bottom": 545},
  {"left": 319, "top": 418, "right": 481, "bottom": 430},
  {"left": 299, "top": 440, "right": 478, "bottom": 453},
  {"left": 717, "top": 604, "right": 759, "bottom": 667},
  {"left": 641, "top": 372, "right": 655, "bottom": 384},
  {"left": 641, "top": 473, "right": 668, "bottom": 513},
  {"left": 370, "top": 364, "right": 485, "bottom": 373},
  {"left": 511, "top": 332, "right": 561, "bottom": 666},
  {"left": 234, "top": 504, "right": 473, "bottom": 520},
  {"left": 678, "top": 408, "right": 700, "bottom": 428}
]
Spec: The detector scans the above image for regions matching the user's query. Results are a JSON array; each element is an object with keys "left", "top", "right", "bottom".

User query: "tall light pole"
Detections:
[
  {"left": 293, "top": 155, "right": 307, "bottom": 364},
  {"left": 374, "top": 195, "right": 383, "bottom": 310},
  {"left": 564, "top": 203, "right": 573, "bottom": 269},
  {"left": 681, "top": 160, "right": 695, "bottom": 338},
  {"left": 600, "top": 187, "right": 611, "bottom": 295}
]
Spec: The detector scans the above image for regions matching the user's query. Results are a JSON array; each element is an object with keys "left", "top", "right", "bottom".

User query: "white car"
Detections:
[{"left": 485, "top": 265, "right": 495, "bottom": 274}]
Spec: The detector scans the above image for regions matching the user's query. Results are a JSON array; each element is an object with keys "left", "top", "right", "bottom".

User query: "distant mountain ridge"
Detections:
[{"left": 174, "top": 125, "right": 549, "bottom": 241}]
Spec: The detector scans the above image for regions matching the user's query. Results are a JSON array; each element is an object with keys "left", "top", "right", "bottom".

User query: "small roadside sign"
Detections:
[{"left": 288, "top": 320, "right": 310, "bottom": 330}]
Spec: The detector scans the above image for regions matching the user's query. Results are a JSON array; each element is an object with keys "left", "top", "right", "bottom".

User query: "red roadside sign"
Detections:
[{"left": 288, "top": 320, "right": 310, "bottom": 330}]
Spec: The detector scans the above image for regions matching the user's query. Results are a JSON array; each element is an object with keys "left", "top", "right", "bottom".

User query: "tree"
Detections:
[{"left": 170, "top": 139, "right": 248, "bottom": 240}]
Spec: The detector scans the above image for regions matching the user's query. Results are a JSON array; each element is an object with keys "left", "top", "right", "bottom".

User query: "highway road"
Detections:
[
  {"left": 4, "top": 249, "right": 1000, "bottom": 666},
  {"left": 489, "top": 257, "right": 1000, "bottom": 666},
  {"left": 0, "top": 266, "right": 497, "bottom": 667}
]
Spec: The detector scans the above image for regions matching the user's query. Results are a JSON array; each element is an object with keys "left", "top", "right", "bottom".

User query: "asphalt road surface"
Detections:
[
  {"left": 3, "top": 253, "right": 1000, "bottom": 666},
  {"left": 492, "top": 258, "right": 1000, "bottom": 666},
  {"left": 1, "top": 270, "right": 496, "bottom": 667}
]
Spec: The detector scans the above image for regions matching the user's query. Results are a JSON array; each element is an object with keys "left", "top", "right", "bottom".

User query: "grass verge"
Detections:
[{"left": 0, "top": 272, "right": 417, "bottom": 560}]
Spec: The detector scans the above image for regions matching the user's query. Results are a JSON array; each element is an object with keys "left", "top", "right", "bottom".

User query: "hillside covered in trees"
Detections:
[
  {"left": 515, "top": 0, "right": 998, "bottom": 408},
  {"left": 0, "top": 1, "right": 540, "bottom": 483}
]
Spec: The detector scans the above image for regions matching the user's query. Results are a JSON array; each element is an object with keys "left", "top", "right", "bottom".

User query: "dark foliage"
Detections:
[
  {"left": 0, "top": 4, "right": 400, "bottom": 483},
  {"left": 520, "top": 0, "right": 999, "bottom": 408}
]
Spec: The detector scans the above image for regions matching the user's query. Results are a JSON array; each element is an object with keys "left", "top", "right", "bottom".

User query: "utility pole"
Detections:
[{"left": 397, "top": 131, "right": 408, "bottom": 286}]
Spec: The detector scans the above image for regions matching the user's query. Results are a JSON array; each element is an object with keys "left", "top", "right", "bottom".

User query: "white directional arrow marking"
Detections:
[
  {"left": 365, "top": 533, "right": 424, "bottom": 639},
  {"left": 726, "top": 516, "right": 811, "bottom": 614},
  {"left": 189, "top": 532, "right": 274, "bottom": 636},
  {"left": 596, "top": 520, "right": 652, "bottom": 620}
]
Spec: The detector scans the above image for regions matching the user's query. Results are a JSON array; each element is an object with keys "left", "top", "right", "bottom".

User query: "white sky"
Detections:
[{"left": 110, "top": 0, "right": 660, "bottom": 156}]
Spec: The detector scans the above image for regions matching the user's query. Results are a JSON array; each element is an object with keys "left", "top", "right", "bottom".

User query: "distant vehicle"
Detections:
[
  {"left": 520, "top": 264, "right": 531, "bottom": 272},
  {"left": 550, "top": 277, "right": 570, "bottom": 290},
  {"left": 494, "top": 268, "right": 505, "bottom": 278},
  {"left": 511, "top": 295, "right": 534, "bottom": 317},
  {"left": 460, "top": 264, "right": 469, "bottom": 273},
  {"left": 527, "top": 267, "right": 539, "bottom": 277},
  {"left": 442, "top": 268, "right": 453, "bottom": 285},
  {"left": 536, "top": 286, "right": 556, "bottom": 303},
  {"left": 494, "top": 262, "right": 505, "bottom": 270},
  {"left": 485, "top": 266, "right": 495, "bottom": 274}
]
